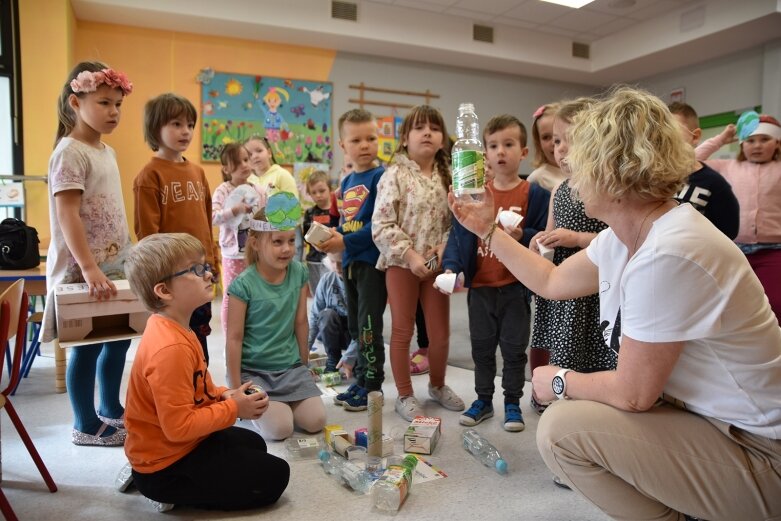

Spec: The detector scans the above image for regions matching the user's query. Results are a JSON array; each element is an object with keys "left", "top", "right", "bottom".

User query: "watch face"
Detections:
[{"left": 552, "top": 376, "right": 565, "bottom": 396}]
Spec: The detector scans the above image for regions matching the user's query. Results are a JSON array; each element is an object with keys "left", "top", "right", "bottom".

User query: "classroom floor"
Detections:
[{"left": 2, "top": 293, "right": 610, "bottom": 520}]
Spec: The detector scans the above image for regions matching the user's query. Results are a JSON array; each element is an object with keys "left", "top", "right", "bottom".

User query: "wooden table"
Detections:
[{"left": 0, "top": 264, "right": 68, "bottom": 392}]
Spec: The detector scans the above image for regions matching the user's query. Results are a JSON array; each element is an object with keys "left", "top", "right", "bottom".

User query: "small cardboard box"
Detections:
[
  {"left": 55, "top": 280, "right": 150, "bottom": 344},
  {"left": 403, "top": 416, "right": 441, "bottom": 455}
]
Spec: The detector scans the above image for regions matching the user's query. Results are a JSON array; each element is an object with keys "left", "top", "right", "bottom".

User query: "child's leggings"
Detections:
[
  {"left": 133, "top": 427, "right": 290, "bottom": 510},
  {"left": 386, "top": 266, "right": 450, "bottom": 397},
  {"left": 66, "top": 340, "right": 131, "bottom": 434},
  {"left": 746, "top": 249, "right": 781, "bottom": 323},
  {"left": 221, "top": 257, "right": 247, "bottom": 334}
]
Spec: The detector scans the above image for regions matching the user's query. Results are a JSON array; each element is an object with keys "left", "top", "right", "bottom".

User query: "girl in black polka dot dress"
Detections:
[{"left": 529, "top": 99, "right": 618, "bottom": 413}]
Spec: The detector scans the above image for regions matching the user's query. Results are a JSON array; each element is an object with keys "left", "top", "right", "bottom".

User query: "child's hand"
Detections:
[
  {"left": 530, "top": 231, "right": 545, "bottom": 254},
  {"left": 336, "top": 360, "right": 353, "bottom": 380},
  {"left": 539, "top": 228, "right": 579, "bottom": 249},
  {"left": 230, "top": 382, "right": 268, "bottom": 420},
  {"left": 318, "top": 230, "right": 345, "bottom": 253},
  {"left": 719, "top": 124, "right": 738, "bottom": 144},
  {"left": 406, "top": 249, "right": 432, "bottom": 279},
  {"left": 83, "top": 265, "right": 117, "bottom": 300}
]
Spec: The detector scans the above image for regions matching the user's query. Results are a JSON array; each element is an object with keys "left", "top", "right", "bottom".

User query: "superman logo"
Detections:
[{"left": 342, "top": 184, "right": 369, "bottom": 221}]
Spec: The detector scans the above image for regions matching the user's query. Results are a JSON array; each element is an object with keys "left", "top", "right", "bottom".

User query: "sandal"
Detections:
[{"left": 410, "top": 349, "right": 429, "bottom": 375}]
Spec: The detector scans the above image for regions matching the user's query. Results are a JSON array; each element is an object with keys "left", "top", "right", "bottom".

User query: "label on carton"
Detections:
[{"left": 403, "top": 416, "right": 441, "bottom": 455}]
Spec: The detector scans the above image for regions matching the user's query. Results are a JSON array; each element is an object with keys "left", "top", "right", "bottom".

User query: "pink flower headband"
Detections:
[
  {"left": 532, "top": 105, "right": 547, "bottom": 120},
  {"left": 70, "top": 68, "right": 134, "bottom": 96}
]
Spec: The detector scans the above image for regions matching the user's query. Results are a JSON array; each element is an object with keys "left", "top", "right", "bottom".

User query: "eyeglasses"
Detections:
[{"left": 160, "top": 262, "right": 213, "bottom": 282}]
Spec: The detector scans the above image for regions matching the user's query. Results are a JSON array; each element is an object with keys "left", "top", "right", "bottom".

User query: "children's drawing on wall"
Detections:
[
  {"left": 293, "top": 162, "right": 330, "bottom": 209},
  {"left": 376, "top": 115, "right": 403, "bottom": 164},
  {"left": 200, "top": 71, "right": 333, "bottom": 164}
]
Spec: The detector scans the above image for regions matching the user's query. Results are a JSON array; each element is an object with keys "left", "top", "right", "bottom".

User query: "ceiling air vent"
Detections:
[
  {"left": 332, "top": 1, "right": 358, "bottom": 21},
  {"left": 473, "top": 24, "right": 494, "bottom": 43},
  {"left": 572, "top": 41, "right": 590, "bottom": 59}
]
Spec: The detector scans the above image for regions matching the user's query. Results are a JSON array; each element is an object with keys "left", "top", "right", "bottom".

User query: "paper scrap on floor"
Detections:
[{"left": 410, "top": 454, "right": 447, "bottom": 484}]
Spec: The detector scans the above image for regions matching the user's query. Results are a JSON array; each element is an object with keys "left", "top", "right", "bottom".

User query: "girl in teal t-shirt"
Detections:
[{"left": 226, "top": 200, "right": 326, "bottom": 441}]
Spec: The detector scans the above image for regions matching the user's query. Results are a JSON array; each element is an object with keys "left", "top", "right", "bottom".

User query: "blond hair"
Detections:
[
  {"left": 125, "top": 233, "right": 204, "bottom": 311},
  {"left": 306, "top": 170, "right": 330, "bottom": 192},
  {"left": 568, "top": 86, "right": 693, "bottom": 204}
]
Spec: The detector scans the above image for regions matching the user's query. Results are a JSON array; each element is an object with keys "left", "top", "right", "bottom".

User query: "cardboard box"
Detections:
[
  {"left": 55, "top": 280, "right": 150, "bottom": 344},
  {"left": 403, "top": 416, "right": 441, "bottom": 455}
]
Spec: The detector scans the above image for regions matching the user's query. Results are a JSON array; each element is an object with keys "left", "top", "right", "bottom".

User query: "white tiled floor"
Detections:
[{"left": 2, "top": 294, "right": 609, "bottom": 520}]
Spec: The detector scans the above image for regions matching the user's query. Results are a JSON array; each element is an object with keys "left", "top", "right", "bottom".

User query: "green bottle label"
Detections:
[{"left": 452, "top": 151, "right": 485, "bottom": 192}]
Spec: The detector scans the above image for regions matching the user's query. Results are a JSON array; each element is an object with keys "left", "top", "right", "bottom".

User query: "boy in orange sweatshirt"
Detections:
[{"left": 121, "top": 233, "right": 289, "bottom": 512}]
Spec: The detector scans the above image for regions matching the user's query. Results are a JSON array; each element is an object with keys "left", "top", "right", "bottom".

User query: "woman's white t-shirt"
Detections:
[{"left": 586, "top": 203, "right": 781, "bottom": 439}]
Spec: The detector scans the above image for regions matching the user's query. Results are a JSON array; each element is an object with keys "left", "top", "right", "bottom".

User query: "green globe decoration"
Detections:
[
  {"left": 736, "top": 110, "right": 759, "bottom": 141},
  {"left": 265, "top": 192, "right": 302, "bottom": 230}
]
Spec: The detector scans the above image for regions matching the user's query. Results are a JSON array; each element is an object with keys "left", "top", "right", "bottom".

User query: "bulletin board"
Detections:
[{"left": 200, "top": 71, "right": 333, "bottom": 164}]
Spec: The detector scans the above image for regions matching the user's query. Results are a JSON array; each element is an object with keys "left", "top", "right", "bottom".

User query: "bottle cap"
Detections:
[
  {"left": 318, "top": 449, "right": 330, "bottom": 462},
  {"left": 496, "top": 459, "right": 508, "bottom": 474},
  {"left": 458, "top": 102, "right": 475, "bottom": 114}
]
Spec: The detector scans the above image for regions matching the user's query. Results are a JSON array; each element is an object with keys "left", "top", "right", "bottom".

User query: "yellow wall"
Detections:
[
  {"left": 21, "top": 15, "right": 336, "bottom": 242},
  {"left": 20, "top": 0, "right": 76, "bottom": 244}
]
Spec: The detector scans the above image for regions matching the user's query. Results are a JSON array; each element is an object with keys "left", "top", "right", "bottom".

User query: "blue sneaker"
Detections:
[
  {"left": 343, "top": 387, "right": 370, "bottom": 411},
  {"left": 334, "top": 383, "right": 361, "bottom": 406},
  {"left": 459, "top": 399, "right": 493, "bottom": 426},
  {"left": 503, "top": 403, "right": 525, "bottom": 432}
]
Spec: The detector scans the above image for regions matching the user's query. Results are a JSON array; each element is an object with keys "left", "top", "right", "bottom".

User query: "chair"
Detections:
[{"left": 0, "top": 279, "right": 57, "bottom": 521}]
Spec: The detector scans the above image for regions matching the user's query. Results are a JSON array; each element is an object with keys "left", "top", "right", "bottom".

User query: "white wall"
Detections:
[
  {"left": 329, "top": 52, "right": 596, "bottom": 176},
  {"left": 635, "top": 45, "right": 765, "bottom": 118}
]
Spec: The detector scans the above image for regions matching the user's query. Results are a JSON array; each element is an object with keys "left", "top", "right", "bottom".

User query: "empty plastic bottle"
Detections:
[
  {"left": 318, "top": 449, "right": 373, "bottom": 494},
  {"left": 462, "top": 429, "right": 507, "bottom": 474},
  {"left": 452, "top": 103, "right": 485, "bottom": 202},
  {"left": 284, "top": 436, "right": 325, "bottom": 459},
  {"left": 372, "top": 455, "right": 418, "bottom": 511}
]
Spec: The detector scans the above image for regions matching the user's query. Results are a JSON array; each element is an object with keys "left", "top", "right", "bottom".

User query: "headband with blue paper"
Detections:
[
  {"left": 736, "top": 110, "right": 781, "bottom": 142},
  {"left": 249, "top": 192, "right": 302, "bottom": 232}
]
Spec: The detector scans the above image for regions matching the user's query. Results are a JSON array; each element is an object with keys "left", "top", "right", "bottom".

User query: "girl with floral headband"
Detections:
[
  {"left": 42, "top": 61, "right": 134, "bottom": 446},
  {"left": 225, "top": 192, "right": 326, "bottom": 441}
]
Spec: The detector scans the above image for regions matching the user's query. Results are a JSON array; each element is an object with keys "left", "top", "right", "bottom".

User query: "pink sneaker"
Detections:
[{"left": 410, "top": 349, "right": 429, "bottom": 375}]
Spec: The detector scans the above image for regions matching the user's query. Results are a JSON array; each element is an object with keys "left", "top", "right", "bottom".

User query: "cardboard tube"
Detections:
[{"left": 367, "top": 391, "right": 383, "bottom": 458}]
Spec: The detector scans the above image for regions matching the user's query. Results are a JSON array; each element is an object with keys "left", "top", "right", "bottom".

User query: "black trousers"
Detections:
[
  {"left": 344, "top": 261, "right": 387, "bottom": 391},
  {"left": 133, "top": 427, "right": 290, "bottom": 511}
]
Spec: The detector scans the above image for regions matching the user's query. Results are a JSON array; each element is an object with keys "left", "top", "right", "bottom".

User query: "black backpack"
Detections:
[{"left": 0, "top": 218, "right": 40, "bottom": 270}]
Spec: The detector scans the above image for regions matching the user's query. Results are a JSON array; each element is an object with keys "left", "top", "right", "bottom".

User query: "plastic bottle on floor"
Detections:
[
  {"left": 462, "top": 429, "right": 508, "bottom": 474},
  {"left": 285, "top": 436, "right": 326, "bottom": 459},
  {"left": 372, "top": 454, "right": 419, "bottom": 511},
  {"left": 318, "top": 449, "right": 373, "bottom": 494}
]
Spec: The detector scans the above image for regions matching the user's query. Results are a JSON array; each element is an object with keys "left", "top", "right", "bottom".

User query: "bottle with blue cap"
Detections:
[
  {"left": 318, "top": 449, "right": 373, "bottom": 494},
  {"left": 462, "top": 429, "right": 508, "bottom": 474}
]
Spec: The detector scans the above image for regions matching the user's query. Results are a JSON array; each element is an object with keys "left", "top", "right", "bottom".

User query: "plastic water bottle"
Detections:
[
  {"left": 452, "top": 103, "right": 485, "bottom": 202},
  {"left": 321, "top": 371, "right": 342, "bottom": 386},
  {"left": 372, "top": 455, "right": 418, "bottom": 511},
  {"left": 462, "top": 429, "right": 507, "bottom": 474},
  {"left": 284, "top": 436, "right": 325, "bottom": 459},
  {"left": 318, "top": 449, "right": 373, "bottom": 494}
]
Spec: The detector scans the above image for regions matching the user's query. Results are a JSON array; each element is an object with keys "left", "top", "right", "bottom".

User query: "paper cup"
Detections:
[
  {"left": 537, "top": 239, "right": 554, "bottom": 261},
  {"left": 499, "top": 210, "right": 523, "bottom": 229},
  {"left": 435, "top": 272, "right": 464, "bottom": 294}
]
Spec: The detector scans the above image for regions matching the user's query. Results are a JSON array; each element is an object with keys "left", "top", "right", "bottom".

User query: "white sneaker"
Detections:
[
  {"left": 115, "top": 462, "right": 134, "bottom": 492},
  {"left": 395, "top": 395, "right": 422, "bottom": 421},
  {"left": 147, "top": 497, "right": 175, "bottom": 513},
  {"left": 428, "top": 384, "right": 465, "bottom": 411}
]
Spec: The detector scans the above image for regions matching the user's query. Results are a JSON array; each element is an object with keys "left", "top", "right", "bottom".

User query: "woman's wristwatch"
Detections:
[{"left": 552, "top": 368, "right": 572, "bottom": 400}]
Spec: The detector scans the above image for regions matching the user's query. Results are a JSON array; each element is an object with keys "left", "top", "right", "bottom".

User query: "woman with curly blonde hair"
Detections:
[{"left": 449, "top": 85, "right": 781, "bottom": 521}]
